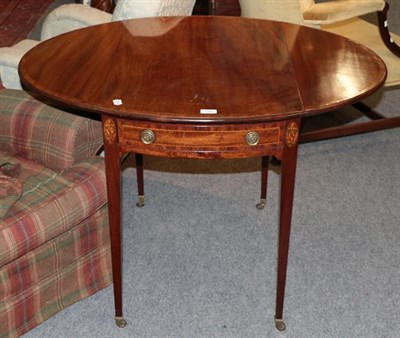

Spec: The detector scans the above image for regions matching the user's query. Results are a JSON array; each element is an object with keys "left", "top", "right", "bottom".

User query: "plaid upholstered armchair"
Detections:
[{"left": 0, "top": 89, "right": 111, "bottom": 337}]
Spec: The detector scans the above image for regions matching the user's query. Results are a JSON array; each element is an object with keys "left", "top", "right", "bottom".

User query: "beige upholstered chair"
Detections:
[
  {"left": 236, "top": 0, "right": 400, "bottom": 209},
  {"left": 238, "top": 0, "right": 400, "bottom": 142},
  {"left": 0, "top": 0, "right": 196, "bottom": 90}
]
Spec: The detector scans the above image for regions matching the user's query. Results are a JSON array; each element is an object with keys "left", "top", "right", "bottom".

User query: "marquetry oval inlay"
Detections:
[
  {"left": 104, "top": 118, "right": 116, "bottom": 144},
  {"left": 285, "top": 121, "right": 299, "bottom": 147}
]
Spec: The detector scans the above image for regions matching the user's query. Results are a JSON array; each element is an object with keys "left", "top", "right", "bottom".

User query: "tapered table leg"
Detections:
[
  {"left": 275, "top": 119, "right": 300, "bottom": 331},
  {"left": 102, "top": 116, "right": 126, "bottom": 328},
  {"left": 257, "top": 156, "right": 269, "bottom": 209},
  {"left": 135, "top": 153, "right": 145, "bottom": 207}
]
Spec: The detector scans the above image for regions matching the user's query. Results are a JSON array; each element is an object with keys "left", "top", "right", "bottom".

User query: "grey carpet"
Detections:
[{"left": 24, "top": 1, "right": 399, "bottom": 337}]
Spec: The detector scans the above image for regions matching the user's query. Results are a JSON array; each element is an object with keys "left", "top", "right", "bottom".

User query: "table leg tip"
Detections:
[
  {"left": 275, "top": 318, "right": 286, "bottom": 331},
  {"left": 136, "top": 195, "right": 145, "bottom": 208},
  {"left": 256, "top": 199, "right": 266, "bottom": 209},
  {"left": 115, "top": 317, "right": 127, "bottom": 328}
]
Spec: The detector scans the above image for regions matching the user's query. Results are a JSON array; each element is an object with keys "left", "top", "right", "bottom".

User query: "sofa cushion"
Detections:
[
  {"left": 0, "top": 40, "right": 40, "bottom": 90},
  {"left": 0, "top": 89, "right": 103, "bottom": 171},
  {"left": 40, "top": 4, "right": 112, "bottom": 41},
  {"left": 0, "top": 152, "right": 107, "bottom": 267},
  {"left": 112, "top": 0, "right": 195, "bottom": 21}
]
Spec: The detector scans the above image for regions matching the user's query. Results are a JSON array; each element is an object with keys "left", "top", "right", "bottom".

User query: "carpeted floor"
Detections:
[{"left": 3, "top": 1, "right": 400, "bottom": 337}]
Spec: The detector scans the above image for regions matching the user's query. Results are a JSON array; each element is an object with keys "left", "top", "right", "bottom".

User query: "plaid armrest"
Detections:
[
  {"left": 0, "top": 89, "right": 103, "bottom": 171},
  {"left": 0, "top": 155, "right": 107, "bottom": 268}
]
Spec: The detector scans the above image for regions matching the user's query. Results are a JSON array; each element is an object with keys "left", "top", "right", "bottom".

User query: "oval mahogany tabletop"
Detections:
[{"left": 19, "top": 16, "right": 387, "bottom": 124}]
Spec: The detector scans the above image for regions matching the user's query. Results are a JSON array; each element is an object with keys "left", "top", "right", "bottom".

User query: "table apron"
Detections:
[{"left": 117, "top": 119, "right": 286, "bottom": 159}]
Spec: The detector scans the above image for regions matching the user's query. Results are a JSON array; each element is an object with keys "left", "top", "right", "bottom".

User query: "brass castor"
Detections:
[
  {"left": 256, "top": 198, "right": 266, "bottom": 210},
  {"left": 115, "top": 317, "right": 127, "bottom": 328},
  {"left": 275, "top": 318, "right": 286, "bottom": 331},
  {"left": 136, "top": 195, "right": 145, "bottom": 208}
]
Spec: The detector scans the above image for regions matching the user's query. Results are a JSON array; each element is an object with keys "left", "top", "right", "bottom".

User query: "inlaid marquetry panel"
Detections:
[{"left": 118, "top": 120, "right": 285, "bottom": 159}]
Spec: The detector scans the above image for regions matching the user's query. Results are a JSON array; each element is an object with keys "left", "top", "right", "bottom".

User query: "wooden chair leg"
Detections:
[
  {"left": 377, "top": 2, "right": 400, "bottom": 57},
  {"left": 257, "top": 156, "right": 269, "bottom": 210},
  {"left": 89, "top": 0, "right": 114, "bottom": 13},
  {"left": 135, "top": 153, "right": 145, "bottom": 207}
]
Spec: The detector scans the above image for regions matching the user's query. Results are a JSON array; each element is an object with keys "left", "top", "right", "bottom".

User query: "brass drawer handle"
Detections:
[
  {"left": 140, "top": 129, "right": 156, "bottom": 144},
  {"left": 245, "top": 131, "right": 260, "bottom": 146}
]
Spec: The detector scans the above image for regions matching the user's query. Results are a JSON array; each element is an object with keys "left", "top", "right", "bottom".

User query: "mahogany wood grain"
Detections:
[
  {"left": 18, "top": 16, "right": 386, "bottom": 331},
  {"left": 118, "top": 120, "right": 284, "bottom": 159},
  {"left": 19, "top": 16, "right": 386, "bottom": 124},
  {"left": 281, "top": 24, "right": 387, "bottom": 114},
  {"left": 135, "top": 153, "right": 144, "bottom": 202},
  {"left": 259, "top": 155, "right": 269, "bottom": 207},
  {"left": 275, "top": 118, "right": 301, "bottom": 326},
  {"left": 101, "top": 116, "right": 123, "bottom": 321}
]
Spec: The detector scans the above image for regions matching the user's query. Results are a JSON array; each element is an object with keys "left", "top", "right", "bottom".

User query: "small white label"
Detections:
[
  {"left": 200, "top": 109, "right": 217, "bottom": 114},
  {"left": 113, "top": 99, "right": 123, "bottom": 106},
  {"left": 384, "top": 20, "right": 388, "bottom": 27}
]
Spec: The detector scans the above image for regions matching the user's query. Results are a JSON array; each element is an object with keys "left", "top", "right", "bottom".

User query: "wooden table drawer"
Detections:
[{"left": 118, "top": 120, "right": 285, "bottom": 159}]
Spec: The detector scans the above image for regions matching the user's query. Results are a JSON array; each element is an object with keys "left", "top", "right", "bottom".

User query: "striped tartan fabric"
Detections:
[
  {"left": 0, "top": 206, "right": 112, "bottom": 338},
  {"left": 0, "top": 89, "right": 103, "bottom": 171},
  {"left": 0, "top": 152, "right": 108, "bottom": 267},
  {"left": 0, "top": 89, "right": 111, "bottom": 336},
  {"left": 0, "top": 173, "right": 22, "bottom": 218}
]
